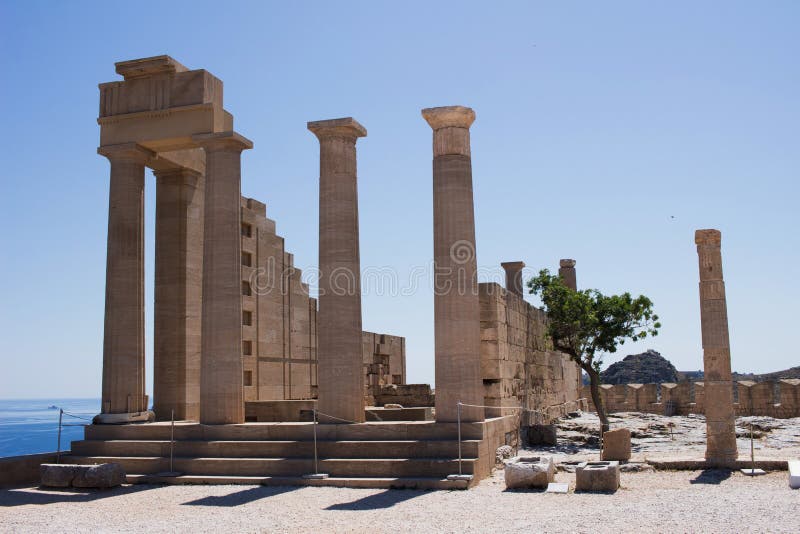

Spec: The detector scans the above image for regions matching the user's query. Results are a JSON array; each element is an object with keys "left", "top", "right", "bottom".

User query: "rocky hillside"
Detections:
[{"left": 600, "top": 350, "right": 679, "bottom": 384}]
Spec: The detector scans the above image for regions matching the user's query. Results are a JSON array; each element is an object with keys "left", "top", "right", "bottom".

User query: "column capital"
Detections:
[
  {"left": 501, "top": 261, "right": 525, "bottom": 270},
  {"left": 97, "top": 143, "right": 154, "bottom": 164},
  {"left": 152, "top": 166, "right": 202, "bottom": 185},
  {"left": 192, "top": 131, "right": 253, "bottom": 152},
  {"left": 421, "top": 105, "right": 475, "bottom": 130},
  {"left": 307, "top": 117, "right": 367, "bottom": 141},
  {"left": 695, "top": 229, "right": 721, "bottom": 246},
  {"left": 560, "top": 258, "right": 576, "bottom": 268}
]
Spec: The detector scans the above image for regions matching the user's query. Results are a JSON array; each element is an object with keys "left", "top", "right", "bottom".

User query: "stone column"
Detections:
[
  {"left": 501, "top": 261, "right": 525, "bottom": 297},
  {"left": 98, "top": 143, "right": 152, "bottom": 415},
  {"left": 695, "top": 229, "right": 738, "bottom": 465},
  {"left": 307, "top": 118, "right": 367, "bottom": 424},
  {"left": 559, "top": 259, "right": 577, "bottom": 290},
  {"left": 153, "top": 167, "right": 204, "bottom": 421},
  {"left": 194, "top": 132, "right": 253, "bottom": 424},
  {"left": 559, "top": 259, "right": 583, "bottom": 394},
  {"left": 422, "top": 106, "right": 484, "bottom": 423}
]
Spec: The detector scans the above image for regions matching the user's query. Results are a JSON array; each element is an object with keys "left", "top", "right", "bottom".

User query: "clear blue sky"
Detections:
[{"left": 0, "top": 1, "right": 797, "bottom": 399}]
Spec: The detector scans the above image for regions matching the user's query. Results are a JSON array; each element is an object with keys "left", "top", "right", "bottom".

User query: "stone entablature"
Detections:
[{"left": 581, "top": 379, "right": 800, "bottom": 419}]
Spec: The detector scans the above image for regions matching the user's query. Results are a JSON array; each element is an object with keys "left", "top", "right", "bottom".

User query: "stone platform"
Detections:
[{"left": 64, "top": 416, "right": 517, "bottom": 490}]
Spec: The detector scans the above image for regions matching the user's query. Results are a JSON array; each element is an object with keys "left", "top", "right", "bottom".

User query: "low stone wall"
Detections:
[
  {"left": 244, "top": 400, "right": 316, "bottom": 422},
  {"left": 0, "top": 452, "right": 63, "bottom": 488},
  {"left": 581, "top": 379, "right": 800, "bottom": 418},
  {"left": 373, "top": 384, "right": 435, "bottom": 407},
  {"left": 479, "top": 283, "right": 582, "bottom": 424}
]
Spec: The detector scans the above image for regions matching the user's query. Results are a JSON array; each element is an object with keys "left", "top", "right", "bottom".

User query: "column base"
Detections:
[{"left": 93, "top": 411, "right": 155, "bottom": 425}]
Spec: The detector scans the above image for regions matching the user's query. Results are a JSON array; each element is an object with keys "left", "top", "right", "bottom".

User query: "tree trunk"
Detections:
[{"left": 587, "top": 367, "right": 610, "bottom": 434}]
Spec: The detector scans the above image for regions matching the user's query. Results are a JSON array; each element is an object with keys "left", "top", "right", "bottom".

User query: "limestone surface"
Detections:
[
  {"left": 575, "top": 461, "right": 620, "bottom": 492},
  {"left": 602, "top": 428, "right": 632, "bottom": 461},
  {"left": 504, "top": 456, "right": 555, "bottom": 489}
]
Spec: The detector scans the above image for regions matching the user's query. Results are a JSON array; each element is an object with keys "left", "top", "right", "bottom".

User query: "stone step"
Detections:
[
  {"left": 72, "top": 439, "right": 481, "bottom": 459},
  {"left": 125, "top": 473, "right": 471, "bottom": 490},
  {"left": 63, "top": 455, "right": 477, "bottom": 478},
  {"left": 83, "top": 421, "right": 487, "bottom": 442}
]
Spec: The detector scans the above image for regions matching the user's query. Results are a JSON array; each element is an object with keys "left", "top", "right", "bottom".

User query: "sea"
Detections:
[{"left": 0, "top": 398, "right": 100, "bottom": 458}]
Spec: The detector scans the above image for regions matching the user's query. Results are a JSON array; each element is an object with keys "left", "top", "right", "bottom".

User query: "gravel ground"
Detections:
[{"left": 2, "top": 468, "right": 798, "bottom": 533}]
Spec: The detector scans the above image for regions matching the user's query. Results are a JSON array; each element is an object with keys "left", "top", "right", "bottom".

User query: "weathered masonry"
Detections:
[
  {"left": 582, "top": 380, "right": 800, "bottom": 419},
  {"left": 76, "top": 55, "right": 582, "bottom": 490}
]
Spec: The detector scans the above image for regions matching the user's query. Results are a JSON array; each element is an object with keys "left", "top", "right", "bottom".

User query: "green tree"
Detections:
[{"left": 527, "top": 269, "right": 660, "bottom": 433}]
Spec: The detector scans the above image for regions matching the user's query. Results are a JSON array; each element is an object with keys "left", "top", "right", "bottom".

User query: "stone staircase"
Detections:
[{"left": 64, "top": 417, "right": 516, "bottom": 490}]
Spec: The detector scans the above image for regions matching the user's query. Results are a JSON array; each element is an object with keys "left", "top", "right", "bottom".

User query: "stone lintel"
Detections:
[
  {"left": 559, "top": 259, "right": 576, "bottom": 268},
  {"left": 192, "top": 131, "right": 253, "bottom": 152},
  {"left": 307, "top": 117, "right": 367, "bottom": 140},
  {"left": 695, "top": 229, "right": 722, "bottom": 246},
  {"left": 115, "top": 55, "right": 189, "bottom": 80},
  {"left": 148, "top": 148, "right": 205, "bottom": 175},
  {"left": 97, "top": 143, "right": 154, "bottom": 164},
  {"left": 421, "top": 106, "right": 475, "bottom": 130}
]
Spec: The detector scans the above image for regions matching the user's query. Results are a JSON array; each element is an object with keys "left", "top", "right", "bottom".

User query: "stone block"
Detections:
[
  {"left": 40, "top": 464, "right": 78, "bottom": 488},
  {"left": 526, "top": 424, "right": 558, "bottom": 446},
  {"left": 789, "top": 459, "right": 800, "bottom": 489},
  {"left": 504, "top": 456, "right": 555, "bottom": 489},
  {"left": 41, "top": 463, "right": 126, "bottom": 489},
  {"left": 72, "top": 463, "right": 127, "bottom": 488},
  {"left": 575, "top": 461, "right": 620, "bottom": 492},
  {"left": 602, "top": 428, "right": 631, "bottom": 461}
]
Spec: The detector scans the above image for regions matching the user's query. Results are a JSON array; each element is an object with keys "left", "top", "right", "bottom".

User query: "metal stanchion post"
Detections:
[
  {"left": 304, "top": 408, "right": 328, "bottom": 479},
  {"left": 56, "top": 408, "right": 63, "bottom": 464},
  {"left": 170, "top": 409, "right": 175, "bottom": 473},
  {"left": 457, "top": 401, "right": 463, "bottom": 475},
  {"left": 447, "top": 401, "right": 472, "bottom": 483}
]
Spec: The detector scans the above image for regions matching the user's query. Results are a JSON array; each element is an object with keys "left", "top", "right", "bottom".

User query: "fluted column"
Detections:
[
  {"left": 194, "top": 132, "right": 252, "bottom": 424},
  {"left": 98, "top": 143, "right": 152, "bottom": 415},
  {"left": 153, "top": 167, "right": 204, "bottom": 421},
  {"left": 422, "top": 106, "right": 484, "bottom": 423},
  {"left": 501, "top": 261, "right": 525, "bottom": 297},
  {"left": 559, "top": 259, "right": 577, "bottom": 290},
  {"left": 696, "top": 229, "right": 738, "bottom": 465},
  {"left": 308, "top": 117, "right": 367, "bottom": 424}
]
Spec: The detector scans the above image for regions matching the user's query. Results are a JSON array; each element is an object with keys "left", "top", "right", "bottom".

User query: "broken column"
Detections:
[
  {"left": 695, "top": 229, "right": 738, "bottom": 465},
  {"left": 558, "top": 259, "right": 577, "bottom": 290},
  {"left": 422, "top": 106, "right": 483, "bottom": 423},
  {"left": 559, "top": 258, "right": 583, "bottom": 394},
  {"left": 501, "top": 261, "right": 525, "bottom": 297},
  {"left": 308, "top": 118, "right": 367, "bottom": 423},
  {"left": 153, "top": 167, "right": 204, "bottom": 421},
  {"left": 195, "top": 132, "right": 252, "bottom": 424},
  {"left": 98, "top": 143, "right": 152, "bottom": 417}
]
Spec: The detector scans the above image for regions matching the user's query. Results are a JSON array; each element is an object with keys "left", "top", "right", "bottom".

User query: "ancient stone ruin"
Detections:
[{"left": 64, "top": 56, "right": 586, "bottom": 488}]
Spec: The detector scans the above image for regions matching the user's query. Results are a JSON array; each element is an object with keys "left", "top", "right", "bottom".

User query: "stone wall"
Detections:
[
  {"left": 0, "top": 452, "right": 63, "bottom": 488},
  {"left": 479, "top": 282, "right": 583, "bottom": 424},
  {"left": 240, "top": 197, "right": 405, "bottom": 401},
  {"left": 581, "top": 379, "right": 800, "bottom": 418}
]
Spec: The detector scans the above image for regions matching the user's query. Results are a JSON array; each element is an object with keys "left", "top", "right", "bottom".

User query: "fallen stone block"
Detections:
[
  {"left": 602, "top": 428, "right": 631, "bottom": 461},
  {"left": 72, "top": 463, "right": 126, "bottom": 488},
  {"left": 40, "top": 463, "right": 126, "bottom": 489},
  {"left": 575, "top": 461, "right": 620, "bottom": 492},
  {"left": 504, "top": 456, "right": 555, "bottom": 489},
  {"left": 527, "top": 424, "right": 557, "bottom": 446},
  {"left": 789, "top": 459, "right": 800, "bottom": 489},
  {"left": 40, "top": 464, "right": 78, "bottom": 488}
]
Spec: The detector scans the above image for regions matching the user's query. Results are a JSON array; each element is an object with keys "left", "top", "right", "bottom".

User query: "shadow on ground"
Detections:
[
  {"left": 0, "top": 484, "right": 153, "bottom": 507},
  {"left": 689, "top": 469, "right": 732, "bottom": 485},
  {"left": 183, "top": 485, "right": 301, "bottom": 507},
  {"left": 325, "top": 489, "right": 424, "bottom": 511}
]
